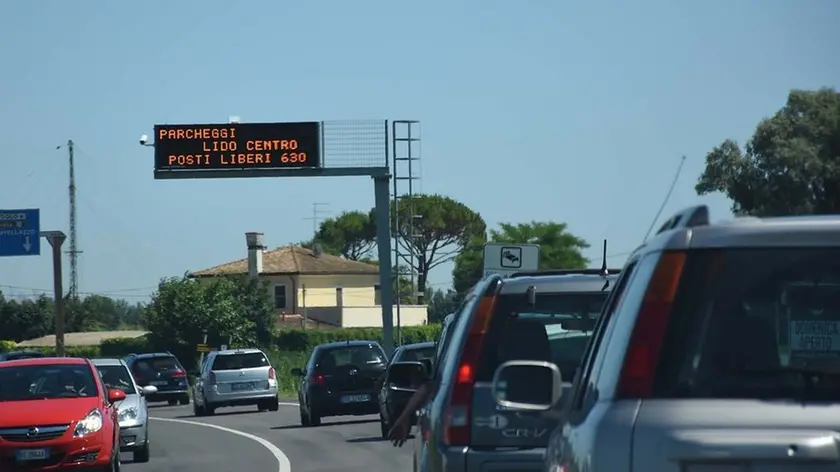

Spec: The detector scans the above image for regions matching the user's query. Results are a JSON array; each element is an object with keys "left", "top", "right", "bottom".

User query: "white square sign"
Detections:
[{"left": 483, "top": 243, "right": 539, "bottom": 279}]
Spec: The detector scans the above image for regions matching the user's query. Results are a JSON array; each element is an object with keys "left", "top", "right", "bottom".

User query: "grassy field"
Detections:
[{"left": 266, "top": 350, "right": 310, "bottom": 395}]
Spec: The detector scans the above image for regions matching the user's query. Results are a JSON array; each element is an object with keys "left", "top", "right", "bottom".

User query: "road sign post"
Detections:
[
  {"left": 0, "top": 209, "right": 40, "bottom": 257},
  {"left": 41, "top": 231, "right": 67, "bottom": 357},
  {"left": 483, "top": 243, "right": 540, "bottom": 279}
]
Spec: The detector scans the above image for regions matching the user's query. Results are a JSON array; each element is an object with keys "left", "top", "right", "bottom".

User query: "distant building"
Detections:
[{"left": 189, "top": 233, "right": 427, "bottom": 328}]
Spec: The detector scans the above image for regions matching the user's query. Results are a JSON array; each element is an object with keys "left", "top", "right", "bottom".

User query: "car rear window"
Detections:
[
  {"left": 399, "top": 347, "right": 436, "bottom": 363},
  {"left": 317, "top": 345, "right": 386, "bottom": 372},
  {"left": 212, "top": 352, "right": 270, "bottom": 370},
  {"left": 476, "top": 291, "right": 610, "bottom": 381},
  {"left": 654, "top": 248, "right": 840, "bottom": 401},
  {"left": 135, "top": 356, "right": 181, "bottom": 373}
]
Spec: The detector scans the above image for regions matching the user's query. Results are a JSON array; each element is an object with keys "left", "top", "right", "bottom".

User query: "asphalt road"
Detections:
[{"left": 125, "top": 401, "right": 413, "bottom": 472}]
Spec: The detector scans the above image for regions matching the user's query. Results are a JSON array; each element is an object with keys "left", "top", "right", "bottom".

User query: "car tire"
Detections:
[
  {"left": 379, "top": 411, "right": 389, "bottom": 439},
  {"left": 299, "top": 406, "right": 310, "bottom": 426},
  {"left": 193, "top": 400, "right": 206, "bottom": 417},
  {"left": 167, "top": 399, "right": 177, "bottom": 406},
  {"left": 133, "top": 441, "right": 150, "bottom": 463},
  {"left": 258, "top": 400, "right": 269, "bottom": 412},
  {"left": 179, "top": 395, "right": 190, "bottom": 406},
  {"left": 269, "top": 397, "right": 280, "bottom": 412},
  {"left": 307, "top": 403, "right": 321, "bottom": 427},
  {"left": 205, "top": 403, "right": 216, "bottom": 416}
]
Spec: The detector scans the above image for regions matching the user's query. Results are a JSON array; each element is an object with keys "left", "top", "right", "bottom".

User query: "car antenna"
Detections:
[{"left": 600, "top": 239, "right": 610, "bottom": 291}]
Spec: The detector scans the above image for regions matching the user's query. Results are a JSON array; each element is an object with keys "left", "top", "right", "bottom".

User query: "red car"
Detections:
[{"left": 0, "top": 357, "right": 125, "bottom": 471}]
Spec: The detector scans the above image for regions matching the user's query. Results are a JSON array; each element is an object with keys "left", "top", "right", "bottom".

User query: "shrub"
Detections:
[
  {"left": 100, "top": 337, "right": 150, "bottom": 357},
  {"left": 0, "top": 340, "right": 16, "bottom": 353},
  {"left": 273, "top": 325, "right": 441, "bottom": 352}
]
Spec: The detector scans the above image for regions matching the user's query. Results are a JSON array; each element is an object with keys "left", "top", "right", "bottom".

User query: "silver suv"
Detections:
[
  {"left": 192, "top": 348, "right": 280, "bottom": 416},
  {"left": 413, "top": 264, "right": 619, "bottom": 472},
  {"left": 498, "top": 205, "right": 840, "bottom": 472}
]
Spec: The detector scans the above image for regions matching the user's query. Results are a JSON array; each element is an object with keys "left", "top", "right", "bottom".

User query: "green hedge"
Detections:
[
  {"left": 0, "top": 340, "right": 16, "bottom": 353},
  {"left": 273, "top": 325, "right": 441, "bottom": 352}
]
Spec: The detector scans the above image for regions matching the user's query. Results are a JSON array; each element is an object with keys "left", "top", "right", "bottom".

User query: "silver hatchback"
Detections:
[
  {"left": 91, "top": 358, "right": 157, "bottom": 463},
  {"left": 192, "top": 348, "right": 280, "bottom": 416}
]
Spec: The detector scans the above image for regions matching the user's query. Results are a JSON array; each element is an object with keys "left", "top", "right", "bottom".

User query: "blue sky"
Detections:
[{"left": 1, "top": 0, "right": 837, "bottom": 302}]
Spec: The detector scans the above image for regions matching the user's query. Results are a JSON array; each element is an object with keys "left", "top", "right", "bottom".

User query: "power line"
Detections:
[{"left": 302, "top": 203, "right": 330, "bottom": 239}]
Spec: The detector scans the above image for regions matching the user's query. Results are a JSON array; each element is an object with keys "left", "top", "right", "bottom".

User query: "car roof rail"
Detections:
[
  {"left": 508, "top": 268, "right": 621, "bottom": 278},
  {"left": 655, "top": 205, "right": 710, "bottom": 236}
]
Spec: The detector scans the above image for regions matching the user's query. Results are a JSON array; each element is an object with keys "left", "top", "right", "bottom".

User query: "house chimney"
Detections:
[
  {"left": 245, "top": 232, "right": 265, "bottom": 277},
  {"left": 313, "top": 243, "right": 323, "bottom": 257}
]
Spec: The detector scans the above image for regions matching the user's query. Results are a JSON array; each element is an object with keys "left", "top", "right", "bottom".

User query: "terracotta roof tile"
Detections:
[{"left": 190, "top": 245, "right": 378, "bottom": 277}]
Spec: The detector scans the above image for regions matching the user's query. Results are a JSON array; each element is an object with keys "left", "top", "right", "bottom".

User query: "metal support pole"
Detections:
[
  {"left": 373, "top": 175, "right": 395, "bottom": 357},
  {"left": 42, "top": 231, "right": 67, "bottom": 357}
]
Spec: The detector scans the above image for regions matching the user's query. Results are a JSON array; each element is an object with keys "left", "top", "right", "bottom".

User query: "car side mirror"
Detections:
[
  {"left": 419, "top": 358, "right": 433, "bottom": 377},
  {"left": 290, "top": 368, "right": 304, "bottom": 377},
  {"left": 491, "top": 360, "right": 562, "bottom": 411},
  {"left": 387, "top": 361, "right": 427, "bottom": 391},
  {"left": 108, "top": 388, "right": 127, "bottom": 403},
  {"left": 141, "top": 385, "right": 158, "bottom": 396}
]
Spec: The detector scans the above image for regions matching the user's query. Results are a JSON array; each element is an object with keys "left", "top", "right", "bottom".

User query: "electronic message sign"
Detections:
[{"left": 153, "top": 122, "right": 321, "bottom": 172}]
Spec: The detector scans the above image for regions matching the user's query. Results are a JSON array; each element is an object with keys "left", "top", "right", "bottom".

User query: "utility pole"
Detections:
[
  {"left": 66, "top": 140, "right": 81, "bottom": 299},
  {"left": 302, "top": 203, "right": 329, "bottom": 239}
]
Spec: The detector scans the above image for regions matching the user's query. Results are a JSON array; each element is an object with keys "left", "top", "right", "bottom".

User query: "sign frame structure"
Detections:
[
  {"left": 147, "top": 119, "right": 399, "bottom": 357},
  {"left": 153, "top": 121, "right": 322, "bottom": 173},
  {"left": 0, "top": 209, "right": 40, "bottom": 257},
  {"left": 483, "top": 243, "right": 540, "bottom": 279}
]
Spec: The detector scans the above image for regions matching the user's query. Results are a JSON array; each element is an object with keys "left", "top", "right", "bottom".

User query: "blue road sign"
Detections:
[{"left": 0, "top": 209, "right": 40, "bottom": 257}]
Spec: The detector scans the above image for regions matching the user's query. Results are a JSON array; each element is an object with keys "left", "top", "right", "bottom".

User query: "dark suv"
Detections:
[
  {"left": 293, "top": 340, "right": 388, "bottom": 426},
  {"left": 125, "top": 352, "right": 190, "bottom": 405},
  {"left": 0, "top": 349, "right": 45, "bottom": 362}
]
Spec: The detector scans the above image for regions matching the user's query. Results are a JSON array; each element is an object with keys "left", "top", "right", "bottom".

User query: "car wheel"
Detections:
[
  {"left": 167, "top": 399, "right": 177, "bottom": 406},
  {"left": 205, "top": 403, "right": 216, "bottom": 416},
  {"left": 379, "top": 411, "right": 389, "bottom": 438},
  {"left": 268, "top": 397, "right": 280, "bottom": 412},
  {"left": 133, "top": 441, "right": 150, "bottom": 463},
  {"left": 179, "top": 395, "right": 190, "bottom": 406},
  {"left": 309, "top": 408, "right": 321, "bottom": 427},
  {"left": 258, "top": 400, "right": 269, "bottom": 412},
  {"left": 193, "top": 400, "right": 206, "bottom": 417},
  {"left": 299, "top": 406, "right": 310, "bottom": 426}
]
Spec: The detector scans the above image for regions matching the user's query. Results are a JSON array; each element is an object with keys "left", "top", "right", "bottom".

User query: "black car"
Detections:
[
  {"left": 377, "top": 342, "right": 436, "bottom": 437},
  {"left": 125, "top": 352, "right": 190, "bottom": 405},
  {"left": 0, "top": 349, "right": 45, "bottom": 361},
  {"left": 292, "top": 340, "right": 388, "bottom": 426}
]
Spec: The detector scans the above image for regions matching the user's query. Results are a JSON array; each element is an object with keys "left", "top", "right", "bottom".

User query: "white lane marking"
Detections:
[
  {"left": 278, "top": 402, "right": 299, "bottom": 406},
  {"left": 152, "top": 417, "right": 291, "bottom": 472}
]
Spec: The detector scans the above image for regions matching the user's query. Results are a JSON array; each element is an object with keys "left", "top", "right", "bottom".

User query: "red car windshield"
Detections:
[{"left": 0, "top": 364, "right": 98, "bottom": 401}]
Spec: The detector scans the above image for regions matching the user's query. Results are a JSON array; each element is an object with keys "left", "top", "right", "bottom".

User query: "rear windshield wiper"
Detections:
[{"left": 733, "top": 366, "right": 838, "bottom": 394}]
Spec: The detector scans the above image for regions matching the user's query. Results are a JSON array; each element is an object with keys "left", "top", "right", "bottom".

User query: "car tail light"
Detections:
[
  {"left": 616, "top": 251, "right": 686, "bottom": 399},
  {"left": 443, "top": 291, "right": 498, "bottom": 446},
  {"left": 268, "top": 367, "right": 276, "bottom": 380},
  {"left": 172, "top": 369, "right": 186, "bottom": 378},
  {"left": 208, "top": 372, "right": 217, "bottom": 385},
  {"left": 311, "top": 373, "right": 326, "bottom": 385}
]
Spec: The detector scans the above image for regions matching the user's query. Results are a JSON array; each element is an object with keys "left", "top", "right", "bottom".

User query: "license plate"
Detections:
[
  {"left": 340, "top": 394, "right": 370, "bottom": 404},
  {"left": 150, "top": 380, "right": 168, "bottom": 386},
  {"left": 232, "top": 382, "right": 255, "bottom": 391},
  {"left": 121, "top": 435, "right": 136, "bottom": 445},
  {"left": 16, "top": 448, "right": 49, "bottom": 461}
]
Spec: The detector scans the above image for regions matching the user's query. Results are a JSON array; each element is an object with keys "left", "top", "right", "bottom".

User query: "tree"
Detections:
[
  {"left": 301, "top": 210, "right": 376, "bottom": 260},
  {"left": 426, "top": 286, "right": 460, "bottom": 323},
  {"left": 388, "top": 194, "right": 486, "bottom": 304},
  {"left": 452, "top": 221, "right": 590, "bottom": 296},
  {"left": 143, "top": 275, "right": 276, "bottom": 368},
  {"left": 696, "top": 88, "right": 840, "bottom": 216}
]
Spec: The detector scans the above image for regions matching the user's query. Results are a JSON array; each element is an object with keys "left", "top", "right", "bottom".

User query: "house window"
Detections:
[
  {"left": 274, "top": 285, "right": 287, "bottom": 310},
  {"left": 374, "top": 284, "right": 381, "bottom": 305},
  {"left": 336, "top": 287, "right": 343, "bottom": 306}
]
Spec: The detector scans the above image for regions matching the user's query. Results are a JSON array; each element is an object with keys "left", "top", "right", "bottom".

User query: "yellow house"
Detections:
[{"left": 189, "top": 234, "right": 427, "bottom": 328}]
